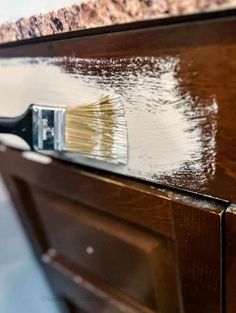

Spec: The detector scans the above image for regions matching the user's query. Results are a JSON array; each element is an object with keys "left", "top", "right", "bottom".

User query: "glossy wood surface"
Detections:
[
  {"left": 0, "top": 14, "right": 235, "bottom": 202},
  {"left": 31, "top": 187, "right": 168, "bottom": 310},
  {"left": 226, "top": 205, "right": 236, "bottom": 313},
  {"left": 0, "top": 13, "right": 235, "bottom": 313},
  {"left": 0, "top": 147, "right": 226, "bottom": 313}
]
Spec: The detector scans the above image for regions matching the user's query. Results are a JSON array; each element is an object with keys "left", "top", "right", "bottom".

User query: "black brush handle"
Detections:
[
  {"left": 0, "top": 116, "right": 23, "bottom": 133},
  {"left": 0, "top": 106, "right": 33, "bottom": 149}
]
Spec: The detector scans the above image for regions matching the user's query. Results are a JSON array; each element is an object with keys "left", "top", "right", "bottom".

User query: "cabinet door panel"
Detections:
[{"left": 31, "top": 186, "right": 167, "bottom": 310}]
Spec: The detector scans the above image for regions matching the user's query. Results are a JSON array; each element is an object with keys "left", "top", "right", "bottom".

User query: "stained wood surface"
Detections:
[
  {"left": 0, "top": 13, "right": 235, "bottom": 313},
  {"left": 173, "top": 201, "right": 223, "bottom": 313},
  {"left": 31, "top": 187, "right": 167, "bottom": 310},
  {"left": 226, "top": 205, "right": 236, "bottom": 313},
  {"left": 46, "top": 256, "right": 156, "bottom": 313},
  {"left": 0, "top": 14, "right": 236, "bottom": 202},
  {"left": 0, "top": 147, "right": 226, "bottom": 313}
]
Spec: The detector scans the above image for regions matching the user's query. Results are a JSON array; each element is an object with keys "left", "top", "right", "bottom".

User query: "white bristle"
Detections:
[{"left": 65, "top": 96, "right": 128, "bottom": 164}]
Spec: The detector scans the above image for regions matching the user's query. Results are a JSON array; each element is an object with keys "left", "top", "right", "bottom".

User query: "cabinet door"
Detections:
[
  {"left": 0, "top": 148, "right": 183, "bottom": 313},
  {"left": 0, "top": 147, "right": 225, "bottom": 313}
]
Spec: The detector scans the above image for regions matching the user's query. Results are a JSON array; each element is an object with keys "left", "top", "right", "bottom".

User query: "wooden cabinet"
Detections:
[
  {"left": 226, "top": 206, "right": 236, "bottom": 313},
  {"left": 31, "top": 186, "right": 171, "bottom": 311},
  {"left": 0, "top": 10, "right": 236, "bottom": 313},
  {"left": 0, "top": 147, "right": 225, "bottom": 313}
]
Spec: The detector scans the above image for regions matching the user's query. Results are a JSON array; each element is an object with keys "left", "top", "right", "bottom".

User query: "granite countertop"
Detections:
[{"left": 0, "top": 0, "right": 236, "bottom": 44}]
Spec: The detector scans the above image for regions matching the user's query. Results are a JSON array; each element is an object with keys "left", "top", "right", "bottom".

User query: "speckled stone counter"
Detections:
[{"left": 0, "top": 0, "right": 236, "bottom": 44}]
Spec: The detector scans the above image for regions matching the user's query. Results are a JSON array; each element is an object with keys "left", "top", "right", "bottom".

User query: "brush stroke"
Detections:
[{"left": 0, "top": 57, "right": 218, "bottom": 190}]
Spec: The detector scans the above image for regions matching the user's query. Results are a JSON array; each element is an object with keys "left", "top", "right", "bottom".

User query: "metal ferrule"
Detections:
[{"left": 32, "top": 105, "right": 66, "bottom": 151}]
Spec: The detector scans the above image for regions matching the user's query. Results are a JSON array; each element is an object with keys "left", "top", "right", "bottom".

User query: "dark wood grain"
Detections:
[
  {"left": 226, "top": 205, "right": 236, "bottom": 313},
  {"left": 31, "top": 186, "right": 170, "bottom": 311},
  {"left": 45, "top": 255, "right": 156, "bottom": 313},
  {"left": 0, "top": 13, "right": 234, "bottom": 313},
  {"left": 0, "top": 148, "right": 174, "bottom": 238},
  {"left": 0, "top": 14, "right": 235, "bottom": 201},
  {"left": 0, "top": 147, "right": 226, "bottom": 313},
  {"left": 173, "top": 202, "right": 223, "bottom": 313}
]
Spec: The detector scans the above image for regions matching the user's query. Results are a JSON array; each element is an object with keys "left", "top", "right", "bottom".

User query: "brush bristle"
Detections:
[{"left": 65, "top": 96, "right": 128, "bottom": 164}]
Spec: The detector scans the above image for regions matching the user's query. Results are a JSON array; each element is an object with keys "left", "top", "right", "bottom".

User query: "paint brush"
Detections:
[{"left": 0, "top": 96, "right": 128, "bottom": 164}]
